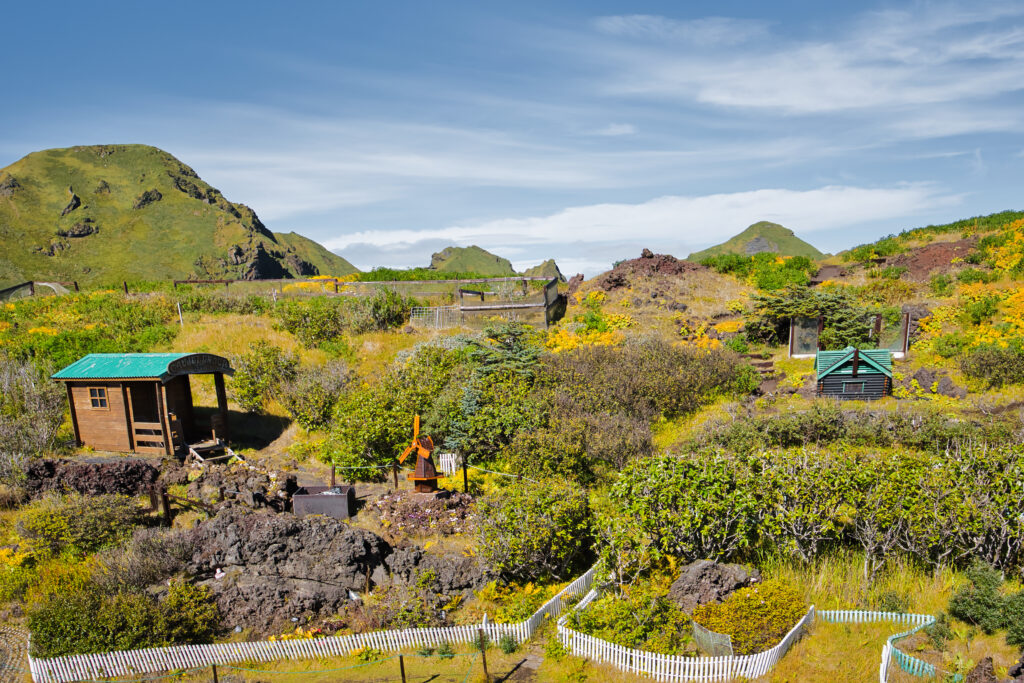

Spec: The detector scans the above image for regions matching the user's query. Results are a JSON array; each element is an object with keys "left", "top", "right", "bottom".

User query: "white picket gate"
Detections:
[{"left": 27, "top": 566, "right": 597, "bottom": 683}]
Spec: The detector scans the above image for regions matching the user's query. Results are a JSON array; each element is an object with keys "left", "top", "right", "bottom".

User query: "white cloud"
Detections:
[
  {"left": 326, "top": 184, "right": 962, "bottom": 276},
  {"left": 593, "top": 6, "right": 1024, "bottom": 122}
]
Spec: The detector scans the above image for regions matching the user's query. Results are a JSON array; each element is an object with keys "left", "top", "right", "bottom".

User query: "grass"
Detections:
[{"left": 171, "top": 643, "right": 525, "bottom": 683}]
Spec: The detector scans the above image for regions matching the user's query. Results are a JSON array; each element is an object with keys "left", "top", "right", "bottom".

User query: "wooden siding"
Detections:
[
  {"left": 163, "top": 375, "right": 195, "bottom": 440},
  {"left": 817, "top": 374, "right": 890, "bottom": 400},
  {"left": 69, "top": 382, "right": 131, "bottom": 451}
]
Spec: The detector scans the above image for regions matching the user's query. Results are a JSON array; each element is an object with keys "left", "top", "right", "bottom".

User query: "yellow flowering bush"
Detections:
[{"left": 692, "top": 579, "right": 807, "bottom": 655}]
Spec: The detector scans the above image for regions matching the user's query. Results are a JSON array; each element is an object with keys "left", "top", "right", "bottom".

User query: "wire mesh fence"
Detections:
[{"left": 692, "top": 620, "right": 734, "bottom": 656}]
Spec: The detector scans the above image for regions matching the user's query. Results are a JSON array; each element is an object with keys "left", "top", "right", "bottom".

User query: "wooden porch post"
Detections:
[
  {"left": 214, "top": 372, "right": 230, "bottom": 443},
  {"left": 65, "top": 384, "right": 81, "bottom": 446}
]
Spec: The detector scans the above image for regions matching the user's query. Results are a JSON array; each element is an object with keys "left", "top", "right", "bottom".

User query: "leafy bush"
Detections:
[
  {"left": 948, "top": 563, "right": 1006, "bottom": 634},
  {"left": 275, "top": 289, "right": 413, "bottom": 347},
  {"left": 961, "top": 343, "right": 1024, "bottom": 388},
  {"left": 568, "top": 574, "right": 691, "bottom": 654},
  {"left": 231, "top": 341, "right": 298, "bottom": 413},
  {"left": 476, "top": 478, "right": 592, "bottom": 581},
  {"left": 929, "top": 273, "right": 955, "bottom": 297},
  {"left": 281, "top": 360, "right": 351, "bottom": 430},
  {"left": 691, "top": 579, "right": 807, "bottom": 655},
  {"left": 613, "top": 453, "right": 757, "bottom": 563},
  {"left": 28, "top": 580, "right": 219, "bottom": 657},
  {"left": 957, "top": 268, "right": 997, "bottom": 284},
  {"left": 16, "top": 494, "right": 146, "bottom": 557},
  {"left": 498, "top": 633, "right": 518, "bottom": 654},
  {"left": 699, "top": 253, "right": 816, "bottom": 291}
]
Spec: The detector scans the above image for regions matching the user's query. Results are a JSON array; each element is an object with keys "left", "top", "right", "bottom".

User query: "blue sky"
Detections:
[{"left": 4, "top": 1, "right": 1024, "bottom": 276}]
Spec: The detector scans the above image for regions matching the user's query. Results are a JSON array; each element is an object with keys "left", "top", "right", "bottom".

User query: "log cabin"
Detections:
[
  {"left": 815, "top": 346, "right": 892, "bottom": 400},
  {"left": 52, "top": 353, "right": 234, "bottom": 455}
]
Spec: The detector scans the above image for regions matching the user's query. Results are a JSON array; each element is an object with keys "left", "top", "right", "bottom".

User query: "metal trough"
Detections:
[{"left": 292, "top": 485, "right": 356, "bottom": 519}]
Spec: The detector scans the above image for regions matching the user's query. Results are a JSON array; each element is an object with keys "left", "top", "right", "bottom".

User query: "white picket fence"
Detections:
[
  {"left": 557, "top": 590, "right": 815, "bottom": 682},
  {"left": 436, "top": 452, "right": 460, "bottom": 475},
  {"left": 817, "top": 610, "right": 940, "bottom": 683},
  {"left": 28, "top": 566, "right": 597, "bottom": 683}
]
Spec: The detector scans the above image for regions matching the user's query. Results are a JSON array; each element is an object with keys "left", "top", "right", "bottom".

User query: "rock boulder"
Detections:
[{"left": 669, "top": 560, "right": 761, "bottom": 614}]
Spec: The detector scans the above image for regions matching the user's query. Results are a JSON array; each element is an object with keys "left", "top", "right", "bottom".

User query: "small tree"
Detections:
[
  {"left": 230, "top": 341, "right": 298, "bottom": 413},
  {"left": 612, "top": 452, "right": 758, "bottom": 563},
  {"left": 476, "top": 478, "right": 592, "bottom": 581}
]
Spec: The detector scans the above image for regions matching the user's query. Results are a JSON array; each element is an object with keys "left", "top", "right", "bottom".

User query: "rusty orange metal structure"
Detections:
[{"left": 398, "top": 415, "right": 445, "bottom": 493}]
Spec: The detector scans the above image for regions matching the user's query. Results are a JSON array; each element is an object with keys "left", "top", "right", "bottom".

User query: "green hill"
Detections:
[
  {"left": 0, "top": 144, "right": 357, "bottom": 287},
  {"left": 429, "top": 245, "right": 516, "bottom": 276},
  {"left": 688, "top": 221, "right": 825, "bottom": 261},
  {"left": 523, "top": 258, "right": 565, "bottom": 281}
]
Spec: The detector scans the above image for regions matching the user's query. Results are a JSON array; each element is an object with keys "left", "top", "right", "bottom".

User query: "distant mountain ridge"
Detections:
[
  {"left": 430, "top": 245, "right": 516, "bottom": 276},
  {"left": 0, "top": 144, "right": 357, "bottom": 287},
  {"left": 688, "top": 221, "right": 825, "bottom": 261}
]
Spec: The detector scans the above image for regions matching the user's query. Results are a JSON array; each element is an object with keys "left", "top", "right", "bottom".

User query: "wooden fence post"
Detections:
[
  {"left": 399, "top": 654, "right": 407, "bottom": 683},
  {"left": 160, "top": 487, "right": 172, "bottom": 526},
  {"left": 331, "top": 464, "right": 336, "bottom": 488},
  {"left": 123, "top": 281, "right": 129, "bottom": 295},
  {"left": 462, "top": 454, "right": 469, "bottom": 493},
  {"left": 211, "top": 664, "right": 219, "bottom": 683},
  {"left": 478, "top": 628, "right": 489, "bottom": 681},
  {"left": 392, "top": 463, "right": 399, "bottom": 490}
]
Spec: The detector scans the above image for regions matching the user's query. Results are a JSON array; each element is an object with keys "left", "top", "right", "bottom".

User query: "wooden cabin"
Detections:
[
  {"left": 815, "top": 347, "right": 892, "bottom": 400},
  {"left": 52, "top": 353, "right": 234, "bottom": 455}
]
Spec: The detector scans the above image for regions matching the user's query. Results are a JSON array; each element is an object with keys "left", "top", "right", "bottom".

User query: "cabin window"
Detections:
[
  {"left": 843, "top": 381, "right": 865, "bottom": 394},
  {"left": 89, "top": 387, "right": 108, "bottom": 409}
]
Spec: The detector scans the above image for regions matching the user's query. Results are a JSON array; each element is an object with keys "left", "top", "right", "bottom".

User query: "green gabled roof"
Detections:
[
  {"left": 815, "top": 347, "right": 892, "bottom": 380},
  {"left": 52, "top": 353, "right": 233, "bottom": 382}
]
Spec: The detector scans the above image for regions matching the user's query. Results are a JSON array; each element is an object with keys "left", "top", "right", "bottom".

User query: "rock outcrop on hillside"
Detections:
[{"left": 669, "top": 560, "right": 761, "bottom": 614}]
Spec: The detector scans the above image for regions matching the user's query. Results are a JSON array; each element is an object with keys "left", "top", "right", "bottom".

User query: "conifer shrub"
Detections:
[{"left": 691, "top": 579, "right": 806, "bottom": 655}]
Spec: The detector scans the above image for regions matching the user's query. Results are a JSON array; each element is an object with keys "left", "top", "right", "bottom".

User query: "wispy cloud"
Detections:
[
  {"left": 592, "top": 123, "right": 636, "bottom": 136},
  {"left": 591, "top": 5, "right": 1024, "bottom": 127},
  {"left": 327, "top": 184, "right": 961, "bottom": 275},
  {"left": 594, "top": 15, "right": 769, "bottom": 46}
]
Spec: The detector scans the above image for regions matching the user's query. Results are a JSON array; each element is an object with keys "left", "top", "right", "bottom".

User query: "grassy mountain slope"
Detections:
[
  {"left": 0, "top": 144, "right": 357, "bottom": 287},
  {"left": 688, "top": 221, "right": 825, "bottom": 261},
  {"left": 429, "top": 245, "right": 516, "bottom": 276},
  {"left": 522, "top": 258, "right": 565, "bottom": 281}
]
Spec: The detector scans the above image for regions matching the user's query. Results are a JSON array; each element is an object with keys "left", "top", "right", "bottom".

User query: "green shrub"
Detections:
[
  {"left": 16, "top": 494, "right": 145, "bottom": 557},
  {"left": 933, "top": 333, "right": 969, "bottom": 358},
  {"left": 930, "top": 273, "right": 955, "bottom": 297},
  {"left": 231, "top": 341, "right": 298, "bottom": 413},
  {"left": 961, "top": 343, "right": 1024, "bottom": 387},
  {"left": 498, "top": 633, "right": 518, "bottom": 654},
  {"left": 567, "top": 574, "right": 691, "bottom": 654},
  {"left": 957, "top": 268, "right": 997, "bottom": 284},
  {"left": 612, "top": 453, "right": 757, "bottom": 563},
  {"left": 476, "top": 478, "right": 592, "bottom": 581},
  {"left": 948, "top": 563, "right": 1006, "bottom": 634},
  {"left": 691, "top": 579, "right": 807, "bottom": 655},
  {"left": 281, "top": 361, "right": 351, "bottom": 430},
  {"left": 1003, "top": 592, "right": 1024, "bottom": 648},
  {"left": 925, "top": 612, "right": 953, "bottom": 651},
  {"left": 437, "top": 640, "right": 455, "bottom": 659},
  {"left": 27, "top": 580, "right": 219, "bottom": 657}
]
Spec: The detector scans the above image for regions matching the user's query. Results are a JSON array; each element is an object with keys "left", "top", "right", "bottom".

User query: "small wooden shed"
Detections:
[
  {"left": 52, "top": 353, "right": 234, "bottom": 455},
  {"left": 815, "top": 347, "right": 892, "bottom": 400}
]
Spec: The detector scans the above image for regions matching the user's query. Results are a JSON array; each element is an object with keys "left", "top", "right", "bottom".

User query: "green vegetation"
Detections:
[
  {"left": 688, "top": 221, "right": 825, "bottom": 261},
  {"left": 429, "top": 245, "right": 516, "bottom": 276},
  {"left": 698, "top": 252, "right": 817, "bottom": 290},
  {"left": 692, "top": 579, "right": 806, "bottom": 655},
  {"left": 0, "top": 144, "right": 356, "bottom": 286}
]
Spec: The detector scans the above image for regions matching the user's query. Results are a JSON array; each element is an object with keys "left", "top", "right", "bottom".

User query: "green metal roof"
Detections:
[
  {"left": 52, "top": 353, "right": 233, "bottom": 382},
  {"left": 815, "top": 347, "right": 893, "bottom": 379}
]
